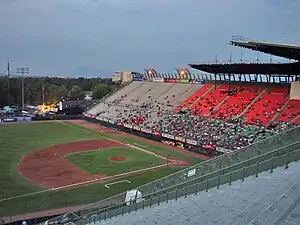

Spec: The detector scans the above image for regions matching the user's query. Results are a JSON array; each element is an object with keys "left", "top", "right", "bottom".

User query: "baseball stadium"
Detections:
[{"left": 1, "top": 37, "right": 300, "bottom": 225}]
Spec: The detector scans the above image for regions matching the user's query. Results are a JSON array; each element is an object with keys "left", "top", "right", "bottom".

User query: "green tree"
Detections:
[
  {"left": 91, "top": 83, "right": 112, "bottom": 99},
  {"left": 68, "top": 85, "right": 83, "bottom": 100}
]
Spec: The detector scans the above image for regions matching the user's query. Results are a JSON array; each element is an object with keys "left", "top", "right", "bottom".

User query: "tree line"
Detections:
[{"left": 0, "top": 76, "right": 119, "bottom": 107}]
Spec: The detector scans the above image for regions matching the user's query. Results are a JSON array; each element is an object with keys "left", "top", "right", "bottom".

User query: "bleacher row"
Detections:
[
  {"left": 175, "top": 83, "right": 299, "bottom": 126},
  {"left": 86, "top": 81, "right": 300, "bottom": 152}
]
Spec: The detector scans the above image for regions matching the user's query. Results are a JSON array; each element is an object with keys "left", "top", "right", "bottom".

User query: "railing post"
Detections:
[
  {"left": 121, "top": 205, "right": 124, "bottom": 216},
  {"left": 142, "top": 199, "right": 145, "bottom": 209},
  {"left": 175, "top": 189, "right": 178, "bottom": 200},
  {"left": 217, "top": 175, "right": 220, "bottom": 189},
  {"left": 270, "top": 156, "right": 274, "bottom": 173},
  {"left": 206, "top": 179, "right": 209, "bottom": 192},
  {"left": 185, "top": 187, "right": 188, "bottom": 198},
  {"left": 242, "top": 167, "right": 245, "bottom": 181},
  {"left": 229, "top": 172, "right": 232, "bottom": 185},
  {"left": 285, "top": 149, "right": 290, "bottom": 169},
  {"left": 129, "top": 203, "right": 131, "bottom": 212},
  {"left": 166, "top": 192, "right": 169, "bottom": 203},
  {"left": 158, "top": 195, "right": 160, "bottom": 206},
  {"left": 195, "top": 183, "right": 198, "bottom": 195},
  {"left": 256, "top": 161, "right": 259, "bottom": 177}
]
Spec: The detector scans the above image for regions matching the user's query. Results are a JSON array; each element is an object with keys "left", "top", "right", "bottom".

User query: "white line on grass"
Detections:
[
  {"left": 104, "top": 180, "right": 131, "bottom": 189},
  {"left": 0, "top": 121, "right": 169, "bottom": 202}
]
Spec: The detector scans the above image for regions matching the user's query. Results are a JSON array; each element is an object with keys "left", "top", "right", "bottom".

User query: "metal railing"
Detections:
[
  {"left": 79, "top": 142, "right": 300, "bottom": 225},
  {"left": 45, "top": 125, "right": 300, "bottom": 224}
]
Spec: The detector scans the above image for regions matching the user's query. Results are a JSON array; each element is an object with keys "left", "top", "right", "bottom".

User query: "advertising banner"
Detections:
[
  {"left": 164, "top": 78, "right": 176, "bottom": 83},
  {"left": 103, "top": 118, "right": 109, "bottom": 122},
  {"left": 96, "top": 116, "right": 102, "bottom": 121},
  {"left": 108, "top": 119, "right": 115, "bottom": 124},
  {"left": 189, "top": 79, "right": 196, "bottom": 84},
  {"left": 141, "top": 128, "right": 152, "bottom": 134},
  {"left": 216, "top": 147, "right": 233, "bottom": 154},
  {"left": 176, "top": 79, "right": 189, "bottom": 83},
  {"left": 162, "top": 133, "right": 175, "bottom": 140},
  {"left": 3, "top": 118, "right": 15, "bottom": 122},
  {"left": 16, "top": 117, "right": 32, "bottom": 122},
  {"left": 152, "top": 131, "right": 161, "bottom": 136},
  {"left": 175, "top": 136, "right": 185, "bottom": 142},
  {"left": 152, "top": 78, "right": 164, "bottom": 83},
  {"left": 116, "top": 122, "right": 124, "bottom": 126},
  {"left": 132, "top": 125, "right": 140, "bottom": 130},
  {"left": 186, "top": 139, "right": 197, "bottom": 145},
  {"left": 124, "top": 123, "right": 133, "bottom": 129},
  {"left": 133, "top": 77, "right": 144, "bottom": 81}
]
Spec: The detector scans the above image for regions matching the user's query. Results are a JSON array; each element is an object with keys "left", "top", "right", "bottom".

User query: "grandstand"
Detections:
[
  {"left": 43, "top": 38, "right": 300, "bottom": 225},
  {"left": 89, "top": 161, "right": 300, "bottom": 225}
]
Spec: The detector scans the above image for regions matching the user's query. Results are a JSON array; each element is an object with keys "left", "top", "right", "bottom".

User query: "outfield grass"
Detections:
[
  {"left": 0, "top": 122, "right": 202, "bottom": 217},
  {"left": 66, "top": 147, "right": 165, "bottom": 175}
]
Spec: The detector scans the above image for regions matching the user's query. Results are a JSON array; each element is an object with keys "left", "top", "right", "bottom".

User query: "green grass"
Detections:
[
  {"left": 0, "top": 122, "right": 202, "bottom": 217},
  {"left": 66, "top": 147, "right": 165, "bottom": 175}
]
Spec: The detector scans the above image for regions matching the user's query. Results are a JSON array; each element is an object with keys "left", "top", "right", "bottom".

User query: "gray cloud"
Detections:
[{"left": 0, "top": 0, "right": 299, "bottom": 77}]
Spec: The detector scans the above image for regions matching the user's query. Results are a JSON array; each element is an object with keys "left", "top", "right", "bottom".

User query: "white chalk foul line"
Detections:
[
  {"left": 105, "top": 180, "right": 131, "bottom": 189},
  {"left": 1, "top": 121, "right": 172, "bottom": 202}
]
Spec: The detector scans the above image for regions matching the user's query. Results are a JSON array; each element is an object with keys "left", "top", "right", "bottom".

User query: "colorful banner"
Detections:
[
  {"left": 152, "top": 78, "right": 164, "bottom": 83},
  {"left": 162, "top": 133, "right": 175, "bottom": 140},
  {"left": 124, "top": 123, "right": 133, "bottom": 129},
  {"left": 141, "top": 128, "right": 152, "bottom": 134},
  {"left": 16, "top": 117, "right": 32, "bottom": 122},
  {"left": 116, "top": 122, "right": 124, "bottom": 126},
  {"left": 132, "top": 125, "right": 140, "bottom": 130},
  {"left": 164, "top": 78, "right": 176, "bottom": 83},
  {"left": 152, "top": 131, "right": 161, "bottom": 136},
  {"left": 133, "top": 77, "right": 144, "bottom": 81},
  {"left": 176, "top": 79, "right": 190, "bottom": 83},
  {"left": 216, "top": 147, "right": 233, "bottom": 154},
  {"left": 186, "top": 139, "right": 197, "bottom": 145},
  {"left": 175, "top": 136, "right": 185, "bottom": 142}
]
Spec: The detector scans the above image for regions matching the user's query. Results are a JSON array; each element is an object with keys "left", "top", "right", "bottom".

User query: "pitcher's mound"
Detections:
[{"left": 109, "top": 156, "right": 128, "bottom": 161}]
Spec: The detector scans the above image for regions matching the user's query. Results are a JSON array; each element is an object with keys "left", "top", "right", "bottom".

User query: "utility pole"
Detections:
[
  {"left": 42, "top": 78, "right": 45, "bottom": 105},
  {"left": 7, "top": 60, "right": 10, "bottom": 105},
  {"left": 16, "top": 67, "right": 30, "bottom": 111}
]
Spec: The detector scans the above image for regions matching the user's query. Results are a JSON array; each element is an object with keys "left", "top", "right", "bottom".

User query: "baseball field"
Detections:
[{"left": 0, "top": 120, "right": 206, "bottom": 218}]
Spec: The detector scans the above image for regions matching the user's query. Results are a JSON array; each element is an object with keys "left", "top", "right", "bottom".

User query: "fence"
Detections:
[
  {"left": 79, "top": 142, "right": 300, "bottom": 225},
  {"left": 45, "top": 125, "right": 300, "bottom": 225}
]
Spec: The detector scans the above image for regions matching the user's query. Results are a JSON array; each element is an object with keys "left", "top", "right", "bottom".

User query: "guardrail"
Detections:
[
  {"left": 79, "top": 141, "right": 300, "bottom": 225},
  {"left": 45, "top": 125, "right": 300, "bottom": 225}
]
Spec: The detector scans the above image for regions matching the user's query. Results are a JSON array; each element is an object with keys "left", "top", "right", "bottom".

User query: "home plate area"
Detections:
[{"left": 18, "top": 140, "right": 188, "bottom": 190}]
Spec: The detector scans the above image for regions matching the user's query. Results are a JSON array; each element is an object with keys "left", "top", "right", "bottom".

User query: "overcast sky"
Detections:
[{"left": 0, "top": 0, "right": 299, "bottom": 77}]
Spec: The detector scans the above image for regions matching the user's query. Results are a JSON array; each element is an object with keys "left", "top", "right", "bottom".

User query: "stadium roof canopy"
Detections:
[
  {"left": 189, "top": 36, "right": 300, "bottom": 76},
  {"left": 229, "top": 36, "right": 300, "bottom": 61},
  {"left": 189, "top": 62, "right": 300, "bottom": 75}
]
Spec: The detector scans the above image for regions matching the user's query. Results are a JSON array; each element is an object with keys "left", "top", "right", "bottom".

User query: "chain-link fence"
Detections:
[{"left": 44, "top": 125, "right": 300, "bottom": 224}]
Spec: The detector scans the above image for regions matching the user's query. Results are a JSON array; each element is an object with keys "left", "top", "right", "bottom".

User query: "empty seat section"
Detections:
[
  {"left": 277, "top": 99, "right": 300, "bottom": 124},
  {"left": 244, "top": 93, "right": 287, "bottom": 126},
  {"left": 191, "top": 86, "right": 227, "bottom": 116},
  {"left": 211, "top": 86, "right": 260, "bottom": 120},
  {"left": 174, "top": 84, "right": 212, "bottom": 112}
]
